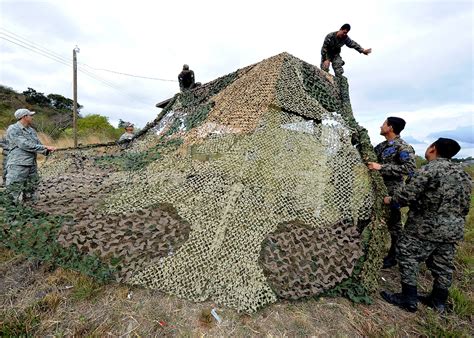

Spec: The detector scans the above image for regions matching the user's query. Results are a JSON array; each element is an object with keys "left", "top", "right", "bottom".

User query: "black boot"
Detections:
[
  {"left": 382, "top": 235, "right": 398, "bottom": 268},
  {"left": 381, "top": 283, "right": 418, "bottom": 312},
  {"left": 418, "top": 287, "right": 448, "bottom": 313}
]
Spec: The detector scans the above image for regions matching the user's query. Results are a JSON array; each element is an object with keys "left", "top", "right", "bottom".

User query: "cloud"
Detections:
[
  {"left": 428, "top": 126, "right": 474, "bottom": 144},
  {"left": 402, "top": 135, "right": 425, "bottom": 145}
]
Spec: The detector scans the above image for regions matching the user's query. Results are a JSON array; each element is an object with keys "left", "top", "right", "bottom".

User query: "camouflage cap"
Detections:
[
  {"left": 14, "top": 108, "right": 36, "bottom": 120},
  {"left": 124, "top": 122, "right": 134, "bottom": 129}
]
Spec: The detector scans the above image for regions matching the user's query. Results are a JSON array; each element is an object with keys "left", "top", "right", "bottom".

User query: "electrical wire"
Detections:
[
  {"left": 79, "top": 63, "right": 177, "bottom": 82},
  {"left": 0, "top": 30, "right": 155, "bottom": 105}
]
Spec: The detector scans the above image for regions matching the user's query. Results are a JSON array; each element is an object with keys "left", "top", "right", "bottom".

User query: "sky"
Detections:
[{"left": 0, "top": 0, "right": 473, "bottom": 157}]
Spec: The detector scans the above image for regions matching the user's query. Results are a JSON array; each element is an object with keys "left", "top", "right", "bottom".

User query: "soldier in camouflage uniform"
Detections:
[
  {"left": 381, "top": 138, "right": 471, "bottom": 313},
  {"left": 178, "top": 64, "right": 196, "bottom": 92},
  {"left": 368, "top": 117, "right": 416, "bottom": 268},
  {"left": 118, "top": 122, "right": 135, "bottom": 143},
  {"left": 0, "top": 135, "right": 8, "bottom": 187},
  {"left": 5, "top": 108, "right": 56, "bottom": 203},
  {"left": 321, "top": 23, "right": 372, "bottom": 76}
]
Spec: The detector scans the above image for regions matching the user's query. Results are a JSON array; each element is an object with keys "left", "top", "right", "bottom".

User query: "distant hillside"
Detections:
[{"left": 0, "top": 85, "right": 77, "bottom": 138}]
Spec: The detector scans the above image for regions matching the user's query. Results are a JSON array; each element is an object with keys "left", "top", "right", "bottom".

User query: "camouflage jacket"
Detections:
[
  {"left": 374, "top": 136, "right": 416, "bottom": 183},
  {"left": 391, "top": 158, "right": 472, "bottom": 242},
  {"left": 321, "top": 31, "right": 364, "bottom": 60},
  {"left": 118, "top": 132, "right": 134, "bottom": 142},
  {"left": 178, "top": 69, "right": 195, "bottom": 90},
  {"left": 6, "top": 121, "right": 49, "bottom": 166},
  {"left": 0, "top": 136, "right": 8, "bottom": 155}
]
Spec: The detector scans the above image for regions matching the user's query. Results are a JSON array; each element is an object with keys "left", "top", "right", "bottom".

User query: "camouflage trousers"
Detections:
[
  {"left": 398, "top": 233, "right": 456, "bottom": 289},
  {"left": 386, "top": 181, "right": 403, "bottom": 236},
  {"left": 5, "top": 164, "right": 39, "bottom": 203},
  {"left": 320, "top": 54, "right": 345, "bottom": 76},
  {"left": 1, "top": 153, "right": 6, "bottom": 186}
]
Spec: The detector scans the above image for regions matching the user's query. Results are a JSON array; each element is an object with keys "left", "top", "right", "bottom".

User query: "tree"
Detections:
[
  {"left": 118, "top": 119, "right": 127, "bottom": 129},
  {"left": 47, "top": 93, "right": 83, "bottom": 112},
  {"left": 22, "top": 87, "right": 51, "bottom": 106}
]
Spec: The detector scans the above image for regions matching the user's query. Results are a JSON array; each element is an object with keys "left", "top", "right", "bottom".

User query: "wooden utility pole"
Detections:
[{"left": 73, "top": 46, "right": 80, "bottom": 148}]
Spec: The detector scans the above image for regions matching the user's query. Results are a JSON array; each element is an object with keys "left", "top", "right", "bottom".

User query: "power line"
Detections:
[
  {"left": 1, "top": 27, "right": 177, "bottom": 83},
  {"left": 0, "top": 29, "right": 174, "bottom": 107},
  {"left": 0, "top": 36, "right": 72, "bottom": 68},
  {"left": 0, "top": 32, "right": 119, "bottom": 89},
  {"left": 0, "top": 28, "right": 166, "bottom": 107},
  {"left": 0, "top": 28, "right": 71, "bottom": 64},
  {"left": 79, "top": 63, "right": 177, "bottom": 82}
]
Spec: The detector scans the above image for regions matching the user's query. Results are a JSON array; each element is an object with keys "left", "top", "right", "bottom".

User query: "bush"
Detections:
[{"left": 61, "top": 114, "right": 122, "bottom": 140}]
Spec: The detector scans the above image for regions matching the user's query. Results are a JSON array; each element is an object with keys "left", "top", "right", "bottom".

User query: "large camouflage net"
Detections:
[{"left": 3, "top": 52, "right": 388, "bottom": 313}]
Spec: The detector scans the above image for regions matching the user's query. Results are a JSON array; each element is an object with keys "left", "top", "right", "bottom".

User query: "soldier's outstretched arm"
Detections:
[
  {"left": 345, "top": 37, "right": 364, "bottom": 53},
  {"left": 391, "top": 167, "right": 430, "bottom": 208}
]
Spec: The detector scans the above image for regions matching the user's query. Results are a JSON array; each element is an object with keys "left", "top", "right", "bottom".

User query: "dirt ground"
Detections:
[{"left": 0, "top": 246, "right": 472, "bottom": 337}]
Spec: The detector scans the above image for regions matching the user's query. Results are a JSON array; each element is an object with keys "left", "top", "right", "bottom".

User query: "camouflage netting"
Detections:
[{"left": 13, "top": 52, "right": 388, "bottom": 313}]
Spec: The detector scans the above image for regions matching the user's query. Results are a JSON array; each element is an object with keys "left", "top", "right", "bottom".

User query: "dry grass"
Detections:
[{"left": 1, "top": 242, "right": 472, "bottom": 336}]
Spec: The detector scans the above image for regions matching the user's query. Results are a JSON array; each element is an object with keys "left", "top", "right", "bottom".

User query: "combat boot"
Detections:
[
  {"left": 381, "top": 283, "right": 417, "bottom": 312},
  {"left": 382, "top": 235, "right": 398, "bottom": 269},
  {"left": 418, "top": 286, "right": 448, "bottom": 313}
]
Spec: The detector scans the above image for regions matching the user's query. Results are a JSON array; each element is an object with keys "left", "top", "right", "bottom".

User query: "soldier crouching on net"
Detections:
[
  {"left": 178, "top": 64, "right": 201, "bottom": 92},
  {"left": 5, "top": 108, "right": 56, "bottom": 203},
  {"left": 381, "top": 138, "right": 472, "bottom": 313}
]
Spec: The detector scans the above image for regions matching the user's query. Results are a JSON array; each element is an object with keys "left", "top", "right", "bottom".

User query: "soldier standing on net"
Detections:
[
  {"left": 321, "top": 23, "right": 372, "bottom": 76},
  {"left": 5, "top": 108, "right": 56, "bottom": 203},
  {"left": 367, "top": 117, "right": 416, "bottom": 268},
  {"left": 380, "top": 138, "right": 472, "bottom": 313}
]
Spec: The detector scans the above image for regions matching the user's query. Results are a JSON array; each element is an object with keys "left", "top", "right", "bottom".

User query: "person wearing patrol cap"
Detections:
[
  {"left": 367, "top": 117, "right": 416, "bottom": 269},
  {"left": 5, "top": 108, "right": 56, "bottom": 203},
  {"left": 178, "top": 64, "right": 196, "bottom": 92},
  {"left": 118, "top": 122, "right": 135, "bottom": 142}
]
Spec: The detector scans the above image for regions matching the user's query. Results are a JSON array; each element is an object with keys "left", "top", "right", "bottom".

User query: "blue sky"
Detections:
[{"left": 0, "top": 0, "right": 472, "bottom": 157}]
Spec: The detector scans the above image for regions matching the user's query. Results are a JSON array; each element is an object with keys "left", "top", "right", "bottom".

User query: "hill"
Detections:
[{"left": 0, "top": 85, "right": 76, "bottom": 138}]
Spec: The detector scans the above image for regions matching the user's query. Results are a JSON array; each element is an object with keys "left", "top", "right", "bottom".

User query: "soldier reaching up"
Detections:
[
  {"left": 368, "top": 117, "right": 416, "bottom": 269},
  {"left": 381, "top": 138, "right": 472, "bottom": 313}
]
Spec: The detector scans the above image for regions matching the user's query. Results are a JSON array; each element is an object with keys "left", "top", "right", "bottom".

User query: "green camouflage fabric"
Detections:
[
  {"left": 5, "top": 121, "right": 49, "bottom": 201},
  {"left": 391, "top": 158, "right": 472, "bottom": 242},
  {"left": 0, "top": 136, "right": 8, "bottom": 184},
  {"left": 374, "top": 136, "right": 416, "bottom": 235},
  {"left": 320, "top": 31, "right": 364, "bottom": 76},
  {"left": 398, "top": 233, "right": 456, "bottom": 289}
]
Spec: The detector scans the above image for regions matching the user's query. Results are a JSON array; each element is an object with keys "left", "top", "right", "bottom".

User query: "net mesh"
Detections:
[{"left": 35, "top": 52, "right": 387, "bottom": 313}]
